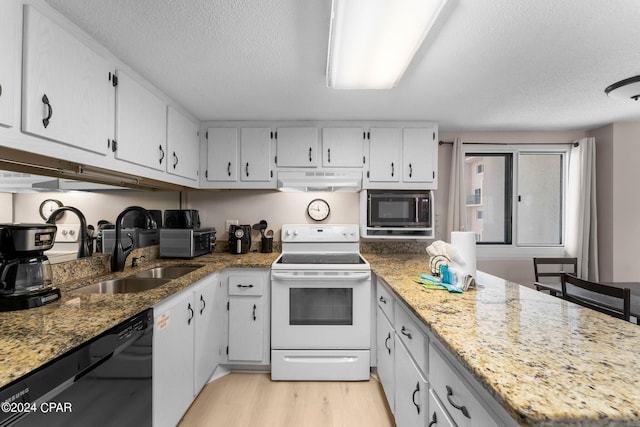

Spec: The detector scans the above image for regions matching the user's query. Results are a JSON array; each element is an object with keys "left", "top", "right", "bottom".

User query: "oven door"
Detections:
[{"left": 271, "top": 270, "right": 371, "bottom": 349}]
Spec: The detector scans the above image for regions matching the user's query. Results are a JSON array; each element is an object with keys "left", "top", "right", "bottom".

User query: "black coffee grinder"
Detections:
[{"left": 0, "top": 224, "right": 61, "bottom": 311}]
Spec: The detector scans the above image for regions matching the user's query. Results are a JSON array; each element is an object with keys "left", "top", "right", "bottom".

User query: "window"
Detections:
[{"left": 464, "top": 147, "right": 566, "bottom": 247}]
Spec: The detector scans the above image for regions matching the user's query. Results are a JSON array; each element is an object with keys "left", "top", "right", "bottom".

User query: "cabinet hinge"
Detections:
[
  {"left": 433, "top": 132, "right": 435, "bottom": 140},
  {"left": 433, "top": 171, "right": 435, "bottom": 179},
  {"left": 367, "top": 171, "right": 370, "bottom": 178},
  {"left": 274, "top": 155, "right": 278, "bottom": 164},
  {"left": 227, "top": 301, "right": 229, "bottom": 311},
  {"left": 206, "top": 131, "right": 208, "bottom": 140},
  {"left": 111, "top": 140, "right": 118, "bottom": 152}
]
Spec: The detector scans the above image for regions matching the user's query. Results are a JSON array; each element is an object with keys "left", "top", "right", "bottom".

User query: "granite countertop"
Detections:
[
  {"left": 0, "top": 251, "right": 278, "bottom": 389},
  {"left": 364, "top": 253, "right": 640, "bottom": 427}
]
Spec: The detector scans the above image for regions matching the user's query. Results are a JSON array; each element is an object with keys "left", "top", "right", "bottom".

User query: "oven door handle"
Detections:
[{"left": 271, "top": 271, "right": 370, "bottom": 282}]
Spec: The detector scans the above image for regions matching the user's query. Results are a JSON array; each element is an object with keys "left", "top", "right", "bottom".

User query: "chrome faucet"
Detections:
[
  {"left": 110, "top": 206, "right": 157, "bottom": 272},
  {"left": 47, "top": 206, "right": 91, "bottom": 258}
]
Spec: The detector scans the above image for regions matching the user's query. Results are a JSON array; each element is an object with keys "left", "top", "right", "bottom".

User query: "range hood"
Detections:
[{"left": 277, "top": 171, "right": 362, "bottom": 192}]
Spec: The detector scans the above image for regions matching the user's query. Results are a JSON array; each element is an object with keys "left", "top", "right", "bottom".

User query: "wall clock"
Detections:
[
  {"left": 39, "top": 199, "right": 63, "bottom": 221},
  {"left": 307, "top": 198, "right": 330, "bottom": 222}
]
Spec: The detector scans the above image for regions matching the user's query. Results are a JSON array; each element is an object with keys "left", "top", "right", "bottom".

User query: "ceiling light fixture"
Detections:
[
  {"left": 326, "top": 0, "right": 448, "bottom": 89},
  {"left": 605, "top": 75, "right": 640, "bottom": 101}
]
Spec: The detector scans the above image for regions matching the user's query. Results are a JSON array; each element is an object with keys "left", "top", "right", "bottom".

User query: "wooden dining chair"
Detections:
[
  {"left": 533, "top": 257, "right": 578, "bottom": 297},
  {"left": 561, "top": 273, "right": 631, "bottom": 321}
]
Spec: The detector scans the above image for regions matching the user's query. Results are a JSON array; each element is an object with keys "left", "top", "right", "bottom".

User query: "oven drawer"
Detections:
[
  {"left": 271, "top": 349, "right": 370, "bottom": 381},
  {"left": 228, "top": 274, "right": 264, "bottom": 295}
]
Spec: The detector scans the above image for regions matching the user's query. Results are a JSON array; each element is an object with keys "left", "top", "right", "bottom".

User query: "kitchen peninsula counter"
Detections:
[
  {"left": 0, "top": 251, "right": 279, "bottom": 389},
  {"left": 364, "top": 253, "right": 640, "bottom": 427}
]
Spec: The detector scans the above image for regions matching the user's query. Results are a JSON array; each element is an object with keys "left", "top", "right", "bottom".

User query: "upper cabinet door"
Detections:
[
  {"left": 115, "top": 70, "right": 167, "bottom": 171},
  {"left": 206, "top": 128, "right": 239, "bottom": 182},
  {"left": 22, "top": 6, "right": 113, "bottom": 155},
  {"left": 322, "top": 128, "right": 364, "bottom": 168},
  {"left": 403, "top": 128, "right": 437, "bottom": 183},
  {"left": 0, "top": 0, "right": 17, "bottom": 128},
  {"left": 368, "top": 128, "right": 401, "bottom": 182},
  {"left": 240, "top": 128, "right": 272, "bottom": 182},
  {"left": 276, "top": 127, "right": 319, "bottom": 167},
  {"left": 167, "top": 106, "right": 199, "bottom": 181}
]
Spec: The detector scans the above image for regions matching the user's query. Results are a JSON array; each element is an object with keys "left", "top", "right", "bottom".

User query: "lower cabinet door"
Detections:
[
  {"left": 194, "top": 277, "right": 219, "bottom": 395},
  {"left": 153, "top": 293, "right": 195, "bottom": 427},
  {"left": 428, "top": 389, "right": 456, "bottom": 427},
  {"left": 394, "top": 336, "right": 428, "bottom": 427},
  {"left": 228, "top": 295, "right": 263, "bottom": 361},
  {"left": 376, "top": 306, "right": 395, "bottom": 412}
]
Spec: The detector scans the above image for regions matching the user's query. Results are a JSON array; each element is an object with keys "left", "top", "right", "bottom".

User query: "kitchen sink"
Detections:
[
  {"left": 131, "top": 265, "right": 202, "bottom": 279},
  {"left": 76, "top": 277, "right": 171, "bottom": 294}
]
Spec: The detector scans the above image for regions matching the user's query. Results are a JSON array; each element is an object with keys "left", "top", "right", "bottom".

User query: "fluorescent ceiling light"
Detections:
[{"left": 326, "top": 0, "right": 448, "bottom": 89}]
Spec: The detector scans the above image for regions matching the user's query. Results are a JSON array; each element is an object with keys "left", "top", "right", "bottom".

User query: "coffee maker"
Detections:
[
  {"left": 229, "top": 225, "right": 251, "bottom": 254},
  {"left": 0, "top": 224, "right": 61, "bottom": 311}
]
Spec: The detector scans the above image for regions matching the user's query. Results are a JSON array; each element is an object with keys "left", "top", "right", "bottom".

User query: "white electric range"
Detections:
[{"left": 271, "top": 224, "right": 371, "bottom": 381}]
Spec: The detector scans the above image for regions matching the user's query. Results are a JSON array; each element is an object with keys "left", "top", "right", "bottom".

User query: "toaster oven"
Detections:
[{"left": 159, "top": 228, "right": 216, "bottom": 258}]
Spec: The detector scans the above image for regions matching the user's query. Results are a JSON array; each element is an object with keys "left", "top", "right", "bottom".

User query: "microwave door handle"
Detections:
[{"left": 415, "top": 197, "right": 420, "bottom": 223}]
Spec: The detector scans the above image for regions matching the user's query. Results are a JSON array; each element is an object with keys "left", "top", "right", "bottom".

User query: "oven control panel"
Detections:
[{"left": 281, "top": 224, "right": 359, "bottom": 243}]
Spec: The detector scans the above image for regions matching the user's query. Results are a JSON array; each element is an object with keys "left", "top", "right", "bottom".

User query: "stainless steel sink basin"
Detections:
[
  {"left": 77, "top": 277, "right": 171, "bottom": 294},
  {"left": 132, "top": 265, "right": 202, "bottom": 279}
]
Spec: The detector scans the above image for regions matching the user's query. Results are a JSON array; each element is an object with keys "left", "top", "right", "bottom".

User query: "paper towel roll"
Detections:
[{"left": 450, "top": 231, "right": 477, "bottom": 278}]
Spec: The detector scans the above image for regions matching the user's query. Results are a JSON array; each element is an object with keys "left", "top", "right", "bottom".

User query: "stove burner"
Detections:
[{"left": 277, "top": 253, "right": 366, "bottom": 265}]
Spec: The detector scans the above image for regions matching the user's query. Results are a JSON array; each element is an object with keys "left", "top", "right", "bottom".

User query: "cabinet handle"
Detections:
[
  {"left": 309, "top": 147, "right": 312, "bottom": 162},
  {"left": 411, "top": 382, "right": 420, "bottom": 414},
  {"left": 384, "top": 332, "right": 391, "bottom": 355},
  {"left": 159, "top": 145, "right": 165, "bottom": 164},
  {"left": 227, "top": 161, "right": 231, "bottom": 176},
  {"left": 0, "top": 83, "right": 2, "bottom": 98},
  {"left": 446, "top": 385, "right": 471, "bottom": 418},
  {"left": 252, "top": 304, "right": 257, "bottom": 321},
  {"left": 428, "top": 412, "right": 437, "bottom": 427},
  {"left": 379, "top": 296, "right": 387, "bottom": 304},
  {"left": 200, "top": 294, "right": 206, "bottom": 315},
  {"left": 327, "top": 148, "right": 331, "bottom": 163},
  {"left": 401, "top": 325, "right": 412, "bottom": 340},
  {"left": 391, "top": 162, "right": 395, "bottom": 177},
  {"left": 187, "top": 302, "right": 194, "bottom": 325},
  {"left": 42, "top": 94, "right": 53, "bottom": 128},
  {"left": 237, "top": 284, "right": 254, "bottom": 288},
  {"left": 245, "top": 162, "right": 249, "bottom": 177},
  {"left": 409, "top": 163, "right": 413, "bottom": 178},
  {"left": 173, "top": 152, "right": 179, "bottom": 169}
]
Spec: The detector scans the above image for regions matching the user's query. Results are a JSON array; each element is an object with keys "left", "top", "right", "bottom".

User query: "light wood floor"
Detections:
[{"left": 179, "top": 373, "right": 395, "bottom": 427}]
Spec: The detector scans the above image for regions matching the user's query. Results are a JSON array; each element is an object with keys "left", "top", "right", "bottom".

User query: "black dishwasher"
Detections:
[{"left": 0, "top": 309, "right": 153, "bottom": 427}]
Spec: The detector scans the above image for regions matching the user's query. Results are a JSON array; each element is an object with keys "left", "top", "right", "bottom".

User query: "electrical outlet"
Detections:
[
  {"left": 54, "top": 224, "right": 81, "bottom": 243},
  {"left": 225, "top": 219, "right": 238, "bottom": 231}
]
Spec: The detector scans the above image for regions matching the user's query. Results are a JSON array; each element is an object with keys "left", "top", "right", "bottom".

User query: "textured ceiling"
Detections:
[{"left": 45, "top": 0, "right": 640, "bottom": 131}]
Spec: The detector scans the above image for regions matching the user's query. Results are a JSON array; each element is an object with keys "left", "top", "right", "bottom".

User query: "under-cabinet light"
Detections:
[{"left": 326, "top": 0, "right": 448, "bottom": 89}]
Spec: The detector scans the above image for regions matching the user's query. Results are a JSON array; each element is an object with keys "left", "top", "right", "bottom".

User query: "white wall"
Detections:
[
  {"left": 185, "top": 190, "right": 359, "bottom": 240},
  {"left": 0, "top": 193, "right": 13, "bottom": 222}
]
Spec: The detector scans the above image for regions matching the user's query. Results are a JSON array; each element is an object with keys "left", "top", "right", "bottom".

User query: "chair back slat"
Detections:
[{"left": 561, "top": 273, "right": 631, "bottom": 321}]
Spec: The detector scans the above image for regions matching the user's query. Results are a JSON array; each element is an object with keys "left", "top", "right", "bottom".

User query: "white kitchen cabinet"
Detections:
[
  {"left": 365, "top": 125, "right": 439, "bottom": 190},
  {"left": 22, "top": 5, "right": 114, "bottom": 155},
  {"left": 206, "top": 127, "right": 238, "bottom": 182},
  {"left": 0, "top": 0, "right": 17, "bottom": 128},
  {"left": 115, "top": 70, "right": 167, "bottom": 171},
  {"left": 367, "top": 128, "right": 401, "bottom": 183},
  {"left": 322, "top": 127, "right": 364, "bottom": 167},
  {"left": 402, "top": 128, "right": 437, "bottom": 184},
  {"left": 167, "top": 106, "right": 199, "bottom": 181},
  {"left": 395, "top": 336, "right": 429, "bottom": 427},
  {"left": 276, "top": 127, "right": 319, "bottom": 167},
  {"left": 394, "top": 303, "right": 428, "bottom": 376},
  {"left": 429, "top": 344, "right": 498, "bottom": 427},
  {"left": 225, "top": 269, "right": 270, "bottom": 365},
  {"left": 240, "top": 128, "right": 273, "bottom": 182},
  {"left": 153, "top": 290, "right": 195, "bottom": 427},
  {"left": 376, "top": 305, "right": 396, "bottom": 413},
  {"left": 153, "top": 274, "right": 219, "bottom": 427}
]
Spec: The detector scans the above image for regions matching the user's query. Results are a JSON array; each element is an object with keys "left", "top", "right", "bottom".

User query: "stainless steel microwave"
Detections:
[{"left": 360, "top": 190, "right": 434, "bottom": 239}]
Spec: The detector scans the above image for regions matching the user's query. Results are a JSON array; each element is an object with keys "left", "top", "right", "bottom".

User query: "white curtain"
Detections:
[
  {"left": 446, "top": 137, "right": 467, "bottom": 239},
  {"left": 566, "top": 137, "right": 599, "bottom": 280}
]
